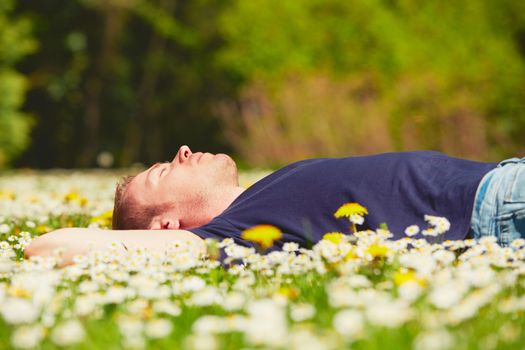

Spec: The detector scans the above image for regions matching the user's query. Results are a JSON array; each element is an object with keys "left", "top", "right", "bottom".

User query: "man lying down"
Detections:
[{"left": 25, "top": 145, "right": 525, "bottom": 264}]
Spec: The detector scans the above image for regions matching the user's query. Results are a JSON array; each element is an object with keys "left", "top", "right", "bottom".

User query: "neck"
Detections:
[
  {"left": 182, "top": 186, "right": 245, "bottom": 229},
  {"left": 223, "top": 186, "right": 245, "bottom": 207},
  {"left": 208, "top": 186, "right": 245, "bottom": 217}
]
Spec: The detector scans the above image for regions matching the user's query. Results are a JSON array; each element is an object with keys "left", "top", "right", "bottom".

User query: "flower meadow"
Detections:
[{"left": 0, "top": 170, "right": 524, "bottom": 350}]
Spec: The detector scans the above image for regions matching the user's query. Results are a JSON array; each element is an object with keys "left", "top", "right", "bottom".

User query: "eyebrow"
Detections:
[
  {"left": 145, "top": 162, "right": 167, "bottom": 187},
  {"left": 145, "top": 163, "right": 161, "bottom": 187}
]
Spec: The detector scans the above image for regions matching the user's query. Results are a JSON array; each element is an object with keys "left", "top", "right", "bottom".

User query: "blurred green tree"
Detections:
[
  {"left": 0, "top": 0, "right": 36, "bottom": 168},
  {"left": 9, "top": 0, "right": 525, "bottom": 168},
  {"left": 217, "top": 0, "right": 525, "bottom": 166}
]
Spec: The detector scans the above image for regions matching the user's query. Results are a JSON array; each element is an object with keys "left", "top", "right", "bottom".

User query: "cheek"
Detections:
[
  {"left": 155, "top": 176, "right": 177, "bottom": 199},
  {"left": 165, "top": 171, "right": 198, "bottom": 193}
]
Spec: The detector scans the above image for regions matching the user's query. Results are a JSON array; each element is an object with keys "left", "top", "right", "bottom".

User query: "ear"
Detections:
[{"left": 149, "top": 214, "right": 180, "bottom": 230}]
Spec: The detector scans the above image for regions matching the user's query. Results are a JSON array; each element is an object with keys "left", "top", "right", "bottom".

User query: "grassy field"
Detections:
[{"left": 0, "top": 170, "right": 524, "bottom": 349}]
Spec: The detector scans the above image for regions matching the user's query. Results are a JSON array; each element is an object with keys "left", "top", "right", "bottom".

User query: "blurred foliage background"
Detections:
[{"left": 0, "top": 0, "right": 524, "bottom": 169}]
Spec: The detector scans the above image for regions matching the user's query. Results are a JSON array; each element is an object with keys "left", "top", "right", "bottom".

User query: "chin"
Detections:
[
  {"left": 216, "top": 154, "right": 238, "bottom": 180},
  {"left": 217, "top": 153, "right": 236, "bottom": 167}
]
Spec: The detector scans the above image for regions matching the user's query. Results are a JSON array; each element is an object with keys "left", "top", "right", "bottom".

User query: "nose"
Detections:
[{"left": 174, "top": 145, "right": 192, "bottom": 163}]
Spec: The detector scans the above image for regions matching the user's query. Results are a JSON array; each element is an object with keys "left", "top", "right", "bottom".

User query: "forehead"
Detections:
[
  {"left": 125, "top": 169, "right": 151, "bottom": 203},
  {"left": 132, "top": 162, "right": 163, "bottom": 189},
  {"left": 127, "top": 161, "right": 171, "bottom": 201}
]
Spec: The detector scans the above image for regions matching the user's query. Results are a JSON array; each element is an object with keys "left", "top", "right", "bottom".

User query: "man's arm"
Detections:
[{"left": 24, "top": 228, "right": 205, "bottom": 265}]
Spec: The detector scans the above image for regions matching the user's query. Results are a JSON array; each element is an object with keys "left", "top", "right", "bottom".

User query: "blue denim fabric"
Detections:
[{"left": 471, "top": 157, "right": 525, "bottom": 246}]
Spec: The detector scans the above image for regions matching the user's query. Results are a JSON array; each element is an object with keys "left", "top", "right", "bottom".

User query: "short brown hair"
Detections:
[{"left": 112, "top": 175, "right": 171, "bottom": 230}]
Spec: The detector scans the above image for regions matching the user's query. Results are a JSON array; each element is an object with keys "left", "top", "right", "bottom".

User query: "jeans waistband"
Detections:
[
  {"left": 471, "top": 156, "right": 525, "bottom": 243},
  {"left": 477, "top": 157, "right": 525, "bottom": 206}
]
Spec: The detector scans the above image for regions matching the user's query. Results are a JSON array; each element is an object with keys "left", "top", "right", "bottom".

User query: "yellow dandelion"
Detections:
[
  {"left": 36, "top": 225, "right": 50, "bottom": 234},
  {"left": 63, "top": 191, "right": 80, "bottom": 202},
  {"left": 8, "top": 287, "right": 32, "bottom": 299},
  {"left": 344, "top": 250, "right": 358, "bottom": 261},
  {"left": 277, "top": 287, "right": 299, "bottom": 300},
  {"left": 323, "top": 232, "right": 345, "bottom": 244},
  {"left": 365, "top": 243, "right": 390, "bottom": 258},
  {"left": 79, "top": 197, "right": 89, "bottom": 207},
  {"left": 0, "top": 191, "right": 16, "bottom": 200},
  {"left": 141, "top": 305, "right": 153, "bottom": 320},
  {"left": 334, "top": 202, "right": 368, "bottom": 234},
  {"left": 241, "top": 224, "right": 282, "bottom": 250},
  {"left": 393, "top": 269, "right": 426, "bottom": 287},
  {"left": 334, "top": 202, "right": 368, "bottom": 218},
  {"left": 90, "top": 210, "right": 113, "bottom": 228}
]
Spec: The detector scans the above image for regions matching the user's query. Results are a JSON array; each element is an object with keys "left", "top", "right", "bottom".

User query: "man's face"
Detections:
[{"left": 127, "top": 145, "right": 239, "bottom": 210}]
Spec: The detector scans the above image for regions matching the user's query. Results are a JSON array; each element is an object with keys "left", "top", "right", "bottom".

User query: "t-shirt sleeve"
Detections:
[{"left": 188, "top": 217, "right": 257, "bottom": 249}]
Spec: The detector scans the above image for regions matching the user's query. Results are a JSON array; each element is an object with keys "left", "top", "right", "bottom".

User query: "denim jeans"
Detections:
[{"left": 471, "top": 157, "right": 525, "bottom": 246}]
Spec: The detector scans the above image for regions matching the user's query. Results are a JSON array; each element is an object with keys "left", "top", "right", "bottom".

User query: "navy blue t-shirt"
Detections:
[{"left": 190, "top": 151, "right": 497, "bottom": 249}]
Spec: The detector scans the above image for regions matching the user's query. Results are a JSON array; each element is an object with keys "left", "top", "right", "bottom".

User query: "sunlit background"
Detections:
[
  {"left": 0, "top": 3, "right": 525, "bottom": 348},
  {"left": 1, "top": 0, "right": 525, "bottom": 169}
]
